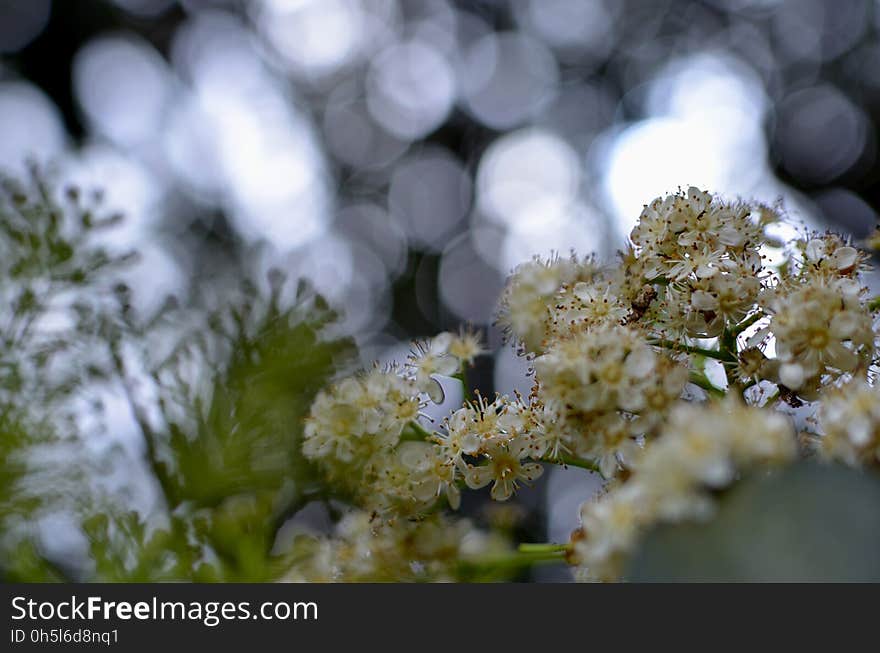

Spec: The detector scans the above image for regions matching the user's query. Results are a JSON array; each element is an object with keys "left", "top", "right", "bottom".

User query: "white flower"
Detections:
[
  {"left": 497, "top": 254, "right": 598, "bottom": 353},
  {"left": 818, "top": 380, "right": 880, "bottom": 467},
  {"left": 447, "top": 327, "right": 485, "bottom": 365},
  {"left": 398, "top": 441, "right": 461, "bottom": 510},
  {"left": 573, "top": 483, "right": 645, "bottom": 580},
  {"left": 438, "top": 393, "right": 536, "bottom": 464},
  {"left": 767, "top": 276, "right": 873, "bottom": 394},
  {"left": 464, "top": 434, "right": 544, "bottom": 501},
  {"left": 407, "top": 334, "right": 459, "bottom": 402},
  {"left": 800, "top": 233, "right": 864, "bottom": 278}
]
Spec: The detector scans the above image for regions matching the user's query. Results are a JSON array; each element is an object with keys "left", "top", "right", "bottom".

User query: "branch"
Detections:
[
  {"left": 730, "top": 311, "right": 766, "bottom": 336},
  {"left": 109, "top": 338, "right": 172, "bottom": 508},
  {"left": 688, "top": 372, "right": 726, "bottom": 398},
  {"left": 541, "top": 453, "right": 601, "bottom": 474},
  {"left": 648, "top": 338, "right": 736, "bottom": 363}
]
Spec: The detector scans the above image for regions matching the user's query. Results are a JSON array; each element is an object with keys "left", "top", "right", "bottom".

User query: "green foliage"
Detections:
[
  {"left": 138, "top": 282, "right": 355, "bottom": 580},
  {"left": 0, "top": 166, "right": 135, "bottom": 581},
  {"left": 0, "top": 168, "right": 356, "bottom": 582},
  {"left": 163, "top": 288, "right": 349, "bottom": 507},
  {"left": 82, "top": 511, "right": 202, "bottom": 582},
  {"left": 0, "top": 166, "right": 134, "bottom": 412}
]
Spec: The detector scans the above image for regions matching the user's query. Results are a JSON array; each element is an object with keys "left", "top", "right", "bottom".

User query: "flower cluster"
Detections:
[
  {"left": 753, "top": 233, "right": 875, "bottom": 397},
  {"left": 571, "top": 399, "right": 796, "bottom": 581},
  {"left": 761, "top": 276, "right": 873, "bottom": 396},
  {"left": 300, "top": 185, "right": 880, "bottom": 582},
  {"left": 302, "top": 330, "right": 484, "bottom": 515},
  {"left": 533, "top": 324, "right": 687, "bottom": 477},
  {"left": 438, "top": 392, "right": 546, "bottom": 501},
  {"left": 286, "top": 510, "right": 510, "bottom": 582},
  {"left": 406, "top": 328, "right": 483, "bottom": 402},
  {"left": 496, "top": 254, "right": 600, "bottom": 353},
  {"left": 626, "top": 187, "right": 773, "bottom": 338},
  {"left": 816, "top": 380, "right": 880, "bottom": 467},
  {"left": 792, "top": 232, "right": 867, "bottom": 281},
  {"left": 303, "top": 369, "right": 421, "bottom": 470}
]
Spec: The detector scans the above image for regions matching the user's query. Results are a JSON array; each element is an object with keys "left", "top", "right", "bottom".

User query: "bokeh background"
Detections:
[{"left": 2, "top": 0, "right": 879, "bottom": 579}]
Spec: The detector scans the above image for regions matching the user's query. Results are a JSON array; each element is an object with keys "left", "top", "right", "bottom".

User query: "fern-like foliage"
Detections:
[{"left": 0, "top": 166, "right": 356, "bottom": 581}]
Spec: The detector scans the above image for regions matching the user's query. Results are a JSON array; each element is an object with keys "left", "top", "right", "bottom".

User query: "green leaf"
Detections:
[
  {"left": 628, "top": 462, "right": 880, "bottom": 582},
  {"left": 163, "top": 300, "right": 355, "bottom": 509}
]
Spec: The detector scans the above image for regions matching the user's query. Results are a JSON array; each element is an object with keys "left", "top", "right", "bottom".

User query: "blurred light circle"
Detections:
[
  {"left": 537, "top": 83, "right": 617, "bottom": 151},
  {"left": 773, "top": 0, "right": 867, "bottom": 64},
  {"left": 519, "top": 0, "right": 617, "bottom": 60},
  {"left": 221, "top": 107, "right": 316, "bottom": 206},
  {"left": 282, "top": 234, "right": 354, "bottom": 304},
  {"left": 771, "top": 0, "right": 824, "bottom": 62},
  {"left": 389, "top": 148, "right": 471, "bottom": 251},
  {"left": 208, "top": 93, "right": 329, "bottom": 235},
  {"left": 171, "top": 10, "right": 261, "bottom": 88},
  {"left": 469, "top": 213, "right": 507, "bottom": 271},
  {"left": 776, "top": 85, "right": 868, "bottom": 185},
  {"left": 439, "top": 234, "right": 504, "bottom": 324},
  {"left": 335, "top": 242, "right": 392, "bottom": 336},
  {"left": 407, "top": 0, "right": 457, "bottom": 56},
  {"left": 0, "top": 0, "right": 50, "bottom": 53},
  {"left": 168, "top": 11, "right": 332, "bottom": 251},
  {"left": 813, "top": 187, "right": 877, "bottom": 239},
  {"left": 278, "top": 233, "right": 391, "bottom": 337},
  {"left": 500, "top": 201, "right": 604, "bottom": 272},
  {"left": 58, "top": 144, "right": 163, "bottom": 247},
  {"left": 255, "top": 0, "right": 367, "bottom": 79},
  {"left": 601, "top": 118, "right": 725, "bottom": 234},
  {"left": 234, "top": 194, "right": 329, "bottom": 252},
  {"left": 646, "top": 54, "right": 768, "bottom": 133},
  {"left": 323, "top": 84, "right": 409, "bottom": 169},
  {"left": 366, "top": 40, "right": 455, "bottom": 140},
  {"left": 73, "top": 35, "right": 171, "bottom": 146},
  {"left": 335, "top": 275, "right": 392, "bottom": 337},
  {"left": 724, "top": 21, "right": 777, "bottom": 78},
  {"left": 163, "top": 92, "right": 225, "bottom": 198},
  {"left": 460, "top": 31, "right": 558, "bottom": 129},
  {"left": 453, "top": 8, "right": 493, "bottom": 51},
  {"left": 0, "top": 82, "right": 65, "bottom": 175},
  {"left": 477, "top": 128, "right": 580, "bottom": 229},
  {"left": 602, "top": 54, "right": 771, "bottom": 235},
  {"left": 334, "top": 203, "right": 408, "bottom": 279}
]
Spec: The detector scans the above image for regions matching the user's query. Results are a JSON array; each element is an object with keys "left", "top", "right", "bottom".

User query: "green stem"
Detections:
[
  {"left": 720, "top": 327, "right": 737, "bottom": 358},
  {"left": 648, "top": 338, "right": 735, "bottom": 363},
  {"left": 688, "top": 372, "right": 726, "bottom": 398},
  {"left": 869, "top": 296, "right": 880, "bottom": 312},
  {"left": 400, "top": 420, "right": 434, "bottom": 442},
  {"left": 459, "top": 548, "right": 567, "bottom": 576},
  {"left": 731, "top": 311, "right": 765, "bottom": 336},
  {"left": 719, "top": 328, "right": 739, "bottom": 388},
  {"left": 541, "top": 453, "right": 601, "bottom": 474},
  {"left": 518, "top": 543, "right": 568, "bottom": 554},
  {"left": 109, "top": 338, "right": 172, "bottom": 509},
  {"left": 454, "top": 362, "right": 472, "bottom": 402}
]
